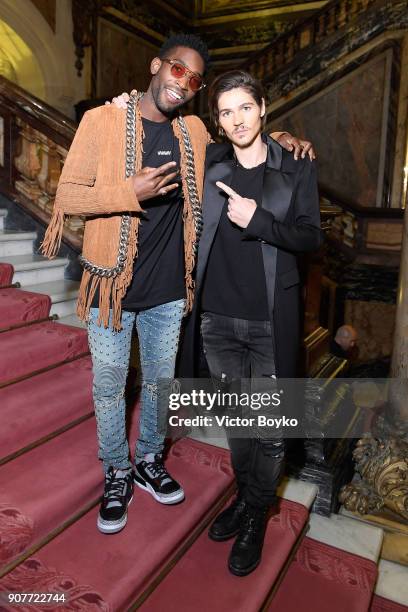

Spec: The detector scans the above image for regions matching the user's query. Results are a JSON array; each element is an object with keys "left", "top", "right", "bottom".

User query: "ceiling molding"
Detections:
[
  {"left": 79, "top": 0, "right": 330, "bottom": 73},
  {"left": 192, "top": 2, "right": 327, "bottom": 26},
  {"left": 102, "top": 7, "right": 166, "bottom": 43},
  {"left": 29, "top": 0, "right": 56, "bottom": 32}
]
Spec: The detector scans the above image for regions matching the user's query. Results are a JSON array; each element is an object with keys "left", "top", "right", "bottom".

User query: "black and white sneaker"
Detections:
[
  {"left": 134, "top": 454, "right": 184, "bottom": 504},
  {"left": 97, "top": 467, "right": 134, "bottom": 534}
]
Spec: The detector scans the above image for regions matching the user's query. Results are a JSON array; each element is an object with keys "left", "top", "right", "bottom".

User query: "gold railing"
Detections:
[
  {"left": 243, "top": 0, "right": 376, "bottom": 82},
  {"left": 320, "top": 190, "right": 404, "bottom": 256},
  {"left": 0, "top": 76, "right": 83, "bottom": 250}
]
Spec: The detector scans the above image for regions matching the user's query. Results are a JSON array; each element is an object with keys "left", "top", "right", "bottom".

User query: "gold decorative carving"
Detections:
[
  {"left": 14, "top": 121, "right": 40, "bottom": 181},
  {"left": 339, "top": 436, "right": 408, "bottom": 521},
  {"left": 14, "top": 121, "right": 42, "bottom": 200},
  {"left": 245, "top": 0, "right": 378, "bottom": 81},
  {"left": 36, "top": 134, "right": 61, "bottom": 214},
  {"left": 365, "top": 221, "right": 403, "bottom": 251},
  {"left": 11, "top": 117, "right": 84, "bottom": 240}
]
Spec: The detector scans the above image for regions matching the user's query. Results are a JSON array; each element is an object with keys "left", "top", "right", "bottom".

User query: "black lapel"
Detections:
[
  {"left": 196, "top": 157, "right": 235, "bottom": 289},
  {"left": 261, "top": 136, "right": 294, "bottom": 222},
  {"left": 260, "top": 136, "right": 297, "bottom": 319}
]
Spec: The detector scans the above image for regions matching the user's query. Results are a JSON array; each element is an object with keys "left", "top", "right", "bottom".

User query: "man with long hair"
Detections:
[{"left": 190, "top": 70, "right": 321, "bottom": 576}]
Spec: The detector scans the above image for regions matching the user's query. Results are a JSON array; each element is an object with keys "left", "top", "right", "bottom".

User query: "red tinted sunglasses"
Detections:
[{"left": 162, "top": 59, "right": 206, "bottom": 92}]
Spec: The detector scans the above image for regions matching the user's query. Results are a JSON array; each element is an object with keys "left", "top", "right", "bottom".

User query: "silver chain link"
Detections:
[{"left": 176, "top": 115, "right": 203, "bottom": 255}]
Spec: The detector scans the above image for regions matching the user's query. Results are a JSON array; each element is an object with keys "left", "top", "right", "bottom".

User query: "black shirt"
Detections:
[
  {"left": 96, "top": 117, "right": 185, "bottom": 311},
  {"left": 201, "top": 161, "right": 269, "bottom": 320}
]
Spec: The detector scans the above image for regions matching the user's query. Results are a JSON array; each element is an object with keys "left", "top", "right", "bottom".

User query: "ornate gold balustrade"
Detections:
[
  {"left": 0, "top": 76, "right": 83, "bottom": 251},
  {"left": 243, "top": 0, "right": 376, "bottom": 83},
  {"left": 321, "top": 191, "right": 404, "bottom": 262}
]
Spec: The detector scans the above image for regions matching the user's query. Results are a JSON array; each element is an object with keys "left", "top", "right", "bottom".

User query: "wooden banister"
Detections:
[{"left": 0, "top": 76, "right": 82, "bottom": 251}]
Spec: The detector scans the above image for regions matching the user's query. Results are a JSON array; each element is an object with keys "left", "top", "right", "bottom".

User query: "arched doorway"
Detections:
[
  {"left": 0, "top": 19, "right": 46, "bottom": 100},
  {"left": 0, "top": 0, "right": 85, "bottom": 117}
]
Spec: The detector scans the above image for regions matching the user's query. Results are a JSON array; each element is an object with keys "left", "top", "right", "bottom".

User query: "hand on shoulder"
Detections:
[{"left": 105, "top": 90, "right": 134, "bottom": 109}]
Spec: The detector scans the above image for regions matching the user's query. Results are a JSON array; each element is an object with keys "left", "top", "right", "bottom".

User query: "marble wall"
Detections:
[
  {"left": 269, "top": 50, "right": 393, "bottom": 208},
  {"left": 97, "top": 18, "right": 158, "bottom": 99}
]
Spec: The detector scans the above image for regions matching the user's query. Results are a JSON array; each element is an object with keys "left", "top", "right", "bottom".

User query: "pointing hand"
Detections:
[{"left": 216, "top": 181, "right": 257, "bottom": 229}]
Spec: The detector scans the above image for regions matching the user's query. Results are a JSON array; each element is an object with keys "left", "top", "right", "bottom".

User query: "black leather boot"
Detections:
[
  {"left": 208, "top": 497, "right": 247, "bottom": 541},
  {"left": 228, "top": 505, "right": 269, "bottom": 576}
]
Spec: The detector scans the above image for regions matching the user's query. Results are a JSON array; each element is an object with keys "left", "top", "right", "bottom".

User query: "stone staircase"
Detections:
[{"left": 0, "top": 208, "right": 83, "bottom": 326}]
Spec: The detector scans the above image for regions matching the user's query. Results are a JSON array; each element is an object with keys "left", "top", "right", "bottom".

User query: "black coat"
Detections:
[{"left": 177, "top": 135, "right": 322, "bottom": 379}]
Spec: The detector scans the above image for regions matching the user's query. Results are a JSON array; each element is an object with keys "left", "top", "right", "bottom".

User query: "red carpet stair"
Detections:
[
  {"left": 0, "top": 288, "right": 51, "bottom": 330},
  {"left": 0, "top": 263, "right": 14, "bottom": 286},
  {"left": 0, "top": 320, "right": 88, "bottom": 385},
  {"left": 0, "top": 357, "right": 93, "bottom": 463},
  {"left": 0, "top": 227, "right": 406, "bottom": 611}
]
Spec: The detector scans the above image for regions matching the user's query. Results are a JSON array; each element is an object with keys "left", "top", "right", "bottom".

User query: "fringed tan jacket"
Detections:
[{"left": 42, "top": 101, "right": 209, "bottom": 330}]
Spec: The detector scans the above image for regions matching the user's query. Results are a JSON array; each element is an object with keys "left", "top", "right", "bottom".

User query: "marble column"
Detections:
[{"left": 339, "top": 92, "right": 408, "bottom": 522}]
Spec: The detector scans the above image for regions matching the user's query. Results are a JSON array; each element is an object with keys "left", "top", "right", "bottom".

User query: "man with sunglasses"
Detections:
[{"left": 43, "top": 33, "right": 314, "bottom": 536}]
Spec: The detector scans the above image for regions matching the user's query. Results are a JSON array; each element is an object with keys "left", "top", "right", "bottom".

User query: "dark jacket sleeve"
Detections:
[{"left": 243, "top": 159, "right": 322, "bottom": 253}]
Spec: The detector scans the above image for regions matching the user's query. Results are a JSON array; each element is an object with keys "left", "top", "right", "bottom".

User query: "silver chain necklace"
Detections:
[{"left": 79, "top": 91, "right": 202, "bottom": 277}]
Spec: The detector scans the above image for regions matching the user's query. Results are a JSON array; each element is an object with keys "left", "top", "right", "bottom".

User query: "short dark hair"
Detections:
[
  {"left": 208, "top": 70, "right": 266, "bottom": 130},
  {"left": 159, "top": 34, "right": 210, "bottom": 74}
]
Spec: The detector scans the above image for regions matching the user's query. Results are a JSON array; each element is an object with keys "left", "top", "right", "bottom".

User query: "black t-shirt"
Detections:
[
  {"left": 201, "top": 160, "right": 269, "bottom": 320},
  {"left": 92, "top": 117, "right": 185, "bottom": 311}
]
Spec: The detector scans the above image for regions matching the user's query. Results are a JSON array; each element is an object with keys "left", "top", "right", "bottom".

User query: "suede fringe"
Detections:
[{"left": 41, "top": 207, "right": 65, "bottom": 259}]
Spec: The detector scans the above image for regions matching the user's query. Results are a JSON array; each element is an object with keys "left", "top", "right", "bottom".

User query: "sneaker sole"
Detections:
[
  {"left": 134, "top": 476, "right": 185, "bottom": 505},
  {"left": 97, "top": 495, "right": 133, "bottom": 534}
]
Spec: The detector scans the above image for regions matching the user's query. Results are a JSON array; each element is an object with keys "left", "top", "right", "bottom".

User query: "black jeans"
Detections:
[{"left": 201, "top": 312, "right": 285, "bottom": 509}]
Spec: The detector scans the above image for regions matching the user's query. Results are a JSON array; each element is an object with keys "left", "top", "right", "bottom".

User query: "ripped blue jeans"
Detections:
[{"left": 87, "top": 299, "right": 185, "bottom": 473}]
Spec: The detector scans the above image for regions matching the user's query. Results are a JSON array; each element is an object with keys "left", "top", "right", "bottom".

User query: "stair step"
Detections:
[
  {"left": 0, "top": 230, "right": 37, "bottom": 256},
  {"left": 0, "top": 321, "right": 88, "bottom": 385},
  {"left": 0, "top": 231, "right": 37, "bottom": 240},
  {"left": 0, "top": 262, "right": 14, "bottom": 285},
  {"left": 23, "top": 280, "right": 80, "bottom": 317},
  {"left": 140, "top": 480, "right": 314, "bottom": 612},
  {"left": 0, "top": 287, "right": 51, "bottom": 328},
  {"left": 0, "top": 209, "right": 7, "bottom": 231},
  {"left": 0, "top": 438, "right": 234, "bottom": 611},
  {"left": 340, "top": 505, "right": 408, "bottom": 567},
  {"left": 0, "top": 356, "right": 93, "bottom": 463},
  {"left": 276, "top": 476, "right": 318, "bottom": 510},
  {"left": 57, "top": 313, "right": 86, "bottom": 328},
  {"left": 3, "top": 254, "right": 68, "bottom": 285},
  {"left": 267, "top": 538, "right": 378, "bottom": 612},
  {"left": 373, "top": 560, "right": 408, "bottom": 609},
  {"left": 306, "top": 512, "right": 383, "bottom": 563},
  {"left": 0, "top": 417, "right": 104, "bottom": 572},
  {"left": 266, "top": 513, "right": 383, "bottom": 612},
  {"left": 0, "top": 396, "right": 142, "bottom": 572},
  {"left": 371, "top": 596, "right": 408, "bottom": 612}
]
